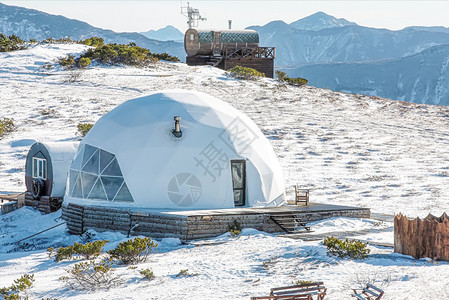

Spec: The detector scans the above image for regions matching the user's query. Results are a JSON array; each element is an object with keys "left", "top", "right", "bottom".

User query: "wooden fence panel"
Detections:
[{"left": 394, "top": 213, "right": 449, "bottom": 261}]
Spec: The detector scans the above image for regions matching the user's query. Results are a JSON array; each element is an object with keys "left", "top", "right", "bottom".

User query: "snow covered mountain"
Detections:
[
  {"left": 140, "top": 25, "right": 184, "bottom": 42},
  {"left": 0, "top": 3, "right": 185, "bottom": 60},
  {"left": 249, "top": 15, "right": 449, "bottom": 67},
  {"left": 405, "top": 26, "right": 449, "bottom": 34},
  {"left": 289, "top": 11, "right": 356, "bottom": 31},
  {"left": 249, "top": 12, "right": 449, "bottom": 105},
  {"left": 288, "top": 44, "right": 449, "bottom": 106}
]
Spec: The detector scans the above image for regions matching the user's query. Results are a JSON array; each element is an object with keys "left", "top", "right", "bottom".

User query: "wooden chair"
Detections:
[
  {"left": 295, "top": 184, "right": 309, "bottom": 205},
  {"left": 251, "top": 282, "right": 326, "bottom": 300},
  {"left": 352, "top": 283, "right": 384, "bottom": 300}
]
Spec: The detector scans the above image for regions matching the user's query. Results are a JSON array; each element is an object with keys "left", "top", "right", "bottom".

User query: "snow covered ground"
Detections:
[
  {"left": 1, "top": 44, "right": 449, "bottom": 299},
  {"left": 1, "top": 208, "right": 447, "bottom": 299}
]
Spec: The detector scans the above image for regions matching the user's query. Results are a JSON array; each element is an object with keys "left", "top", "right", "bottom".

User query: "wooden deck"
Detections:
[
  {"left": 62, "top": 202, "right": 370, "bottom": 241},
  {"left": 0, "top": 192, "right": 24, "bottom": 215},
  {"left": 163, "top": 202, "right": 368, "bottom": 216}
]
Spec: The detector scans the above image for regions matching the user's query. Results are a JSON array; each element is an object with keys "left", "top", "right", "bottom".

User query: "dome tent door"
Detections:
[{"left": 231, "top": 160, "right": 246, "bottom": 206}]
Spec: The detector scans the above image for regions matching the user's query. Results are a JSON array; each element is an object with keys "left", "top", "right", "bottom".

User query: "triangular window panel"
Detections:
[
  {"left": 99, "top": 149, "right": 115, "bottom": 173},
  {"left": 113, "top": 182, "right": 133, "bottom": 202},
  {"left": 82, "top": 149, "right": 99, "bottom": 175},
  {"left": 71, "top": 173, "right": 83, "bottom": 198},
  {"left": 69, "top": 170, "right": 79, "bottom": 195},
  {"left": 101, "top": 176, "right": 124, "bottom": 201},
  {"left": 81, "top": 172, "right": 97, "bottom": 198},
  {"left": 101, "top": 158, "right": 122, "bottom": 177},
  {"left": 82, "top": 144, "right": 97, "bottom": 168},
  {"left": 88, "top": 178, "right": 107, "bottom": 201},
  {"left": 71, "top": 146, "right": 84, "bottom": 171}
]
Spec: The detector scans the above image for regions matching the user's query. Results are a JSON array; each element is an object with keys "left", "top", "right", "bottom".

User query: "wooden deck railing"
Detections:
[{"left": 223, "top": 46, "right": 275, "bottom": 60}]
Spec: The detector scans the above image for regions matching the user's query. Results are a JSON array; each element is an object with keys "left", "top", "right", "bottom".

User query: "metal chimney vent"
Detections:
[
  {"left": 172, "top": 116, "right": 182, "bottom": 138},
  {"left": 228, "top": 20, "right": 232, "bottom": 30}
]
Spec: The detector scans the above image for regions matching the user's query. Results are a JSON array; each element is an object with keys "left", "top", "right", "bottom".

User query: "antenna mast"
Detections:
[{"left": 181, "top": 2, "right": 206, "bottom": 28}]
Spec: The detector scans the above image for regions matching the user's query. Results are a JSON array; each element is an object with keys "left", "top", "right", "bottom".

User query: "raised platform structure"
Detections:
[
  {"left": 62, "top": 203, "right": 370, "bottom": 242},
  {"left": 0, "top": 192, "right": 24, "bottom": 215},
  {"left": 24, "top": 192, "right": 61, "bottom": 214},
  {"left": 186, "top": 47, "right": 275, "bottom": 78}
]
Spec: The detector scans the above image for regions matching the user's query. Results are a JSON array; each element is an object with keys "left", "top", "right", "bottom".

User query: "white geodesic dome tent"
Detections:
[{"left": 64, "top": 90, "right": 285, "bottom": 210}]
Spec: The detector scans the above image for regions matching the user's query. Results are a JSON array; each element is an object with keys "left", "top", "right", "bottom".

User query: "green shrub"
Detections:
[
  {"left": 78, "top": 57, "right": 91, "bottom": 68},
  {"left": 80, "top": 37, "right": 104, "bottom": 48},
  {"left": 227, "top": 65, "right": 265, "bottom": 80},
  {"left": 59, "top": 259, "right": 121, "bottom": 291},
  {"left": 175, "top": 269, "right": 198, "bottom": 277},
  {"left": 77, "top": 123, "right": 93, "bottom": 137},
  {"left": 0, "top": 118, "right": 16, "bottom": 138},
  {"left": 0, "top": 33, "right": 178, "bottom": 66},
  {"left": 151, "top": 52, "right": 180, "bottom": 62},
  {"left": 139, "top": 268, "right": 155, "bottom": 280},
  {"left": 228, "top": 220, "right": 242, "bottom": 236},
  {"left": 42, "top": 37, "right": 55, "bottom": 44},
  {"left": 323, "top": 236, "right": 370, "bottom": 259},
  {"left": 276, "top": 70, "right": 308, "bottom": 86},
  {"left": 292, "top": 280, "right": 315, "bottom": 286},
  {"left": 0, "top": 33, "right": 27, "bottom": 52},
  {"left": 47, "top": 240, "right": 109, "bottom": 262},
  {"left": 56, "top": 37, "right": 73, "bottom": 44},
  {"left": 55, "top": 38, "right": 178, "bottom": 67},
  {"left": 0, "top": 274, "right": 34, "bottom": 300},
  {"left": 108, "top": 237, "right": 158, "bottom": 265},
  {"left": 58, "top": 54, "right": 75, "bottom": 68},
  {"left": 82, "top": 43, "right": 157, "bottom": 66}
]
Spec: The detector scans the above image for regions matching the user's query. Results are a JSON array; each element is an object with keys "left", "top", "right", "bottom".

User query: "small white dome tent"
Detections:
[
  {"left": 64, "top": 90, "right": 285, "bottom": 210},
  {"left": 25, "top": 141, "right": 79, "bottom": 212}
]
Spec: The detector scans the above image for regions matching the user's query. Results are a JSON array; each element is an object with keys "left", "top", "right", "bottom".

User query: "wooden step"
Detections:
[{"left": 269, "top": 214, "right": 311, "bottom": 233}]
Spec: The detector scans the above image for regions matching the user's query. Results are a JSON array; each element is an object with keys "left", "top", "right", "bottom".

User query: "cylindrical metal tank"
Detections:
[{"left": 184, "top": 29, "right": 259, "bottom": 56}]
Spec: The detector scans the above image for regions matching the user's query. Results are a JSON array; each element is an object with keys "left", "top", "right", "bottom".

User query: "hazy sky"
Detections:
[{"left": 2, "top": 0, "right": 449, "bottom": 33}]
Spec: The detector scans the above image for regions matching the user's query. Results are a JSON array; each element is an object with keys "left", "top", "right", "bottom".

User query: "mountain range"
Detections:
[
  {"left": 249, "top": 12, "right": 449, "bottom": 67},
  {"left": 288, "top": 44, "right": 449, "bottom": 105},
  {"left": 249, "top": 12, "right": 449, "bottom": 105},
  {"left": 0, "top": 3, "right": 185, "bottom": 60},
  {"left": 140, "top": 25, "right": 184, "bottom": 42},
  {"left": 1, "top": 2, "right": 449, "bottom": 105},
  {"left": 289, "top": 11, "right": 356, "bottom": 31}
]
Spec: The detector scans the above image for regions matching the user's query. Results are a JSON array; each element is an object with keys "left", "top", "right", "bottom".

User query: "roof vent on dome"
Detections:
[{"left": 172, "top": 116, "right": 182, "bottom": 138}]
